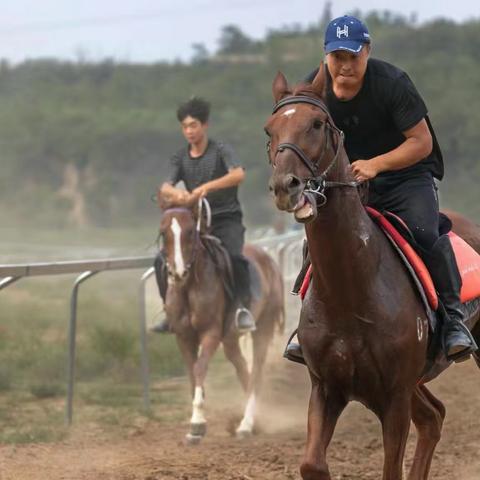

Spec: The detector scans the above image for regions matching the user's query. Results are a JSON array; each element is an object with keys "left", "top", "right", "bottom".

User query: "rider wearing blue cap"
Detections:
[{"left": 285, "top": 15, "right": 477, "bottom": 364}]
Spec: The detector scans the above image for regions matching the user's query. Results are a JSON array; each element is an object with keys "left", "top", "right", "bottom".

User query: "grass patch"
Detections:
[
  {"left": 0, "top": 427, "right": 67, "bottom": 444},
  {"left": 0, "top": 367, "right": 13, "bottom": 392},
  {"left": 80, "top": 382, "right": 141, "bottom": 408},
  {"left": 30, "top": 382, "right": 65, "bottom": 399}
]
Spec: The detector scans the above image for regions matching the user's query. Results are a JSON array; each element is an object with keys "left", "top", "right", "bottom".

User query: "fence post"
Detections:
[
  {"left": 139, "top": 267, "right": 155, "bottom": 412},
  {"left": 66, "top": 270, "right": 98, "bottom": 425}
]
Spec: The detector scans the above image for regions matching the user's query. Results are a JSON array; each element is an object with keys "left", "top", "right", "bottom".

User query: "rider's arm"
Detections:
[
  {"left": 351, "top": 71, "right": 433, "bottom": 182},
  {"left": 201, "top": 167, "right": 245, "bottom": 192},
  {"left": 192, "top": 167, "right": 244, "bottom": 198},
  {"left": 193, "top": 142, "right": 245, "bottom": 197},
  {"left": 157, "top": 152, "right": 192, "bottom": 207},
  {"left": 370, "top": 119, "right": 433, "bottom": 172},
  {"left": 351, "top": 119, "right": 432, "bottom": 181}
]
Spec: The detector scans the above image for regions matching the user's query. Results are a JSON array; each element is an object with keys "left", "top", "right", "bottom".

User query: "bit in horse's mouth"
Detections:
[{"left": 290, "top": 194, "right": 314, "bottom": 223}]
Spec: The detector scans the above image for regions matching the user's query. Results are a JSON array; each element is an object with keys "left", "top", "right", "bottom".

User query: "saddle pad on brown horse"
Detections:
[
  {"left": 300, "top": 208, "right": 480, "bottom": 312},
  {"left": 367, "top": 207, "right": 480, "bottom": 305}
]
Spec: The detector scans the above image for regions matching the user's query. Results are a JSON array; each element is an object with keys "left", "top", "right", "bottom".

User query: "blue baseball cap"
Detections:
[{"left": 324, "top": 15, "right": 371, "bottom": 54}]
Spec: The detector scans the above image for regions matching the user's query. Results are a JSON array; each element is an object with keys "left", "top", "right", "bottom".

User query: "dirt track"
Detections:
[{"left": 1, "top": 356, "right": 479, "bottom": 480}]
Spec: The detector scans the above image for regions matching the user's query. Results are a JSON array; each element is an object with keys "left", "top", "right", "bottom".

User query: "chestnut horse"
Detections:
[
  {"left": 264, "top": 69, "right": 480, "bottom": 479},
  {"left": 158, "top": 199, "right": 284, "bottom": 442}
]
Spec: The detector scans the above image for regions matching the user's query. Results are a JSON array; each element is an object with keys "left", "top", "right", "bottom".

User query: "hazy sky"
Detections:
[{"left": 0, "top": 0, "right": 478, "bottom": 64}]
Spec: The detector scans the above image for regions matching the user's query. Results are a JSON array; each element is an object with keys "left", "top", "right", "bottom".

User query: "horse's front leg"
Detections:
[
  {"left": 380, "top": 392, "right": 412, "bottom": 480},
  {"left": 300, "top": 373, "right": 346, "bottom": 480},
  {"left": 175, "top": 330, "right": 198, "bottom": 396},
  {"left": 186, "top": 330, "right": 222, "bottom": 444}
]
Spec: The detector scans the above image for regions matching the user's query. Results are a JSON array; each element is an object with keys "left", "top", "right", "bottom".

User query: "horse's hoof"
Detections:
[
  {"left": 185, "top": 433, "right": 203, "bottom": 445},
  {"left": 190, "top": 422, "right": 207, "bottom": 437},
  {"left": 236, "top": 428, "right": 253, "bottom": 439}
]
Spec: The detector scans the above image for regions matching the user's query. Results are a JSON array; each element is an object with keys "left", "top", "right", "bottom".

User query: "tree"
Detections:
[
  {"left": 217, "top": 25, "right": 254, "bottom": 54},
  {"left": 191, "top": 43, "right": 209, "bottom": 64},
  {"left": 319, "top": 1, "right": 333, "bottom": 31}
]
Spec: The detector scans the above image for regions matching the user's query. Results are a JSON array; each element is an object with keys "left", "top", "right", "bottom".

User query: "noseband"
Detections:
[{"left": 270, "top": 95, "right": 359, "bottom": 202}]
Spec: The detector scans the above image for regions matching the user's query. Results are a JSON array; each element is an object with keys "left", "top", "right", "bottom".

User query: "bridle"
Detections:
[
  {"left": 160, "top": 199, "right": 211, "bottom": 280},
  {"left": 269, "top": 95, "right": 359, "bottom": 205}
]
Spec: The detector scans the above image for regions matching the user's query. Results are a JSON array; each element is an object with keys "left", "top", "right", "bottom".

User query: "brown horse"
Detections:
[
  {"left": 158, "top": 199, "right": 284, "bottom": 442},
  {"left": 264, "top": 69, "right": 480, "bottom": 479}
]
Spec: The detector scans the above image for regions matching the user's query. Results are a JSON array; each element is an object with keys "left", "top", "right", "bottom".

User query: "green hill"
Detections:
[{"left": 1, "top": 9, "right": 479, "bottom": 231}]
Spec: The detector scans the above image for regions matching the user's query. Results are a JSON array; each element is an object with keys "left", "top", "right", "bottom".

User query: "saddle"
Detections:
[
  {"left": 201, "top": 234, "right": 236, "bottom": 302},
  {"left": 201, "top": 234, "right": 262, "bottom": 302}
]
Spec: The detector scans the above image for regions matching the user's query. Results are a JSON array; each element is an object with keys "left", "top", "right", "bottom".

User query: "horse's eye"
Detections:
[
  {"left": 266, "top": 140, "right": 271, "bottom": 152},
  {"left": 313, "top": 119, "right": 323, "bottom": 130}
]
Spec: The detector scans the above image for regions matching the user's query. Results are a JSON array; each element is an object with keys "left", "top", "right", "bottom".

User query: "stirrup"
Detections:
[
  {"left": 235, "top": 307, "right": 256, "bottom": 333},
  {"left": 283, "top": 329, "right": 306, "bottom": 366}
]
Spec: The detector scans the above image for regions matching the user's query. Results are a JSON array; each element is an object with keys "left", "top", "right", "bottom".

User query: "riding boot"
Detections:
[
  {"left": 284, "top": 241, "right": 310, "bottom": 364},
  {"left": 423, "top": 235, "right": 478, "bottom": 362},
  {"left": 150, "top": 252, "right": 170, "bottom": 334},
  {"left": 231, "top": 255, "right": 256, "bottom": 333}
]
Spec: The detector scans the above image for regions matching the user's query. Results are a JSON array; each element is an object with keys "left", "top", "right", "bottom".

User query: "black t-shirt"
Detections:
[
  {"left": 167, "top": 139, "right": 243, "bottom": 216},
  {"left": 305, "top": 58, "right": 444, "bottom": 186}
]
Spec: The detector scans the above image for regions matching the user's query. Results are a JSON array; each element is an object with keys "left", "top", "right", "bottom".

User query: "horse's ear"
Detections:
[
  {"left": 272, "top": 71, "right": 290, "bottom": 103},
  {"left": 311, "top": 62, "right": 327, "bottom": 99}
]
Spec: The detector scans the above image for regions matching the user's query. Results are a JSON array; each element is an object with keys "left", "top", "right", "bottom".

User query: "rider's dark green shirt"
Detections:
[{"left": 167, "top": 139, "right": 243, "bottom": 217}]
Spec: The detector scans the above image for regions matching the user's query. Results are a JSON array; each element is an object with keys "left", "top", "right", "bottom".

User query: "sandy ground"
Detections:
[{"left": 1, "top": 352, "right": 479, "bottom": 480}]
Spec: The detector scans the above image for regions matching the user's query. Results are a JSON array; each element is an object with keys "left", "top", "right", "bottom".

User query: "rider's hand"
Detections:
[
  {"left": 350, "top": 159, "right": 379, "bottom": 182},
  {"left": 192, "top": 185, "right": 209, "bottom": 199}
]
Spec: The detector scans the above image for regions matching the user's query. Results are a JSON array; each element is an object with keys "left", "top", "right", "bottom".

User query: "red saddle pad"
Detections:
[{"left": 299, "top": 210, "right": 480, "bottom": 308}]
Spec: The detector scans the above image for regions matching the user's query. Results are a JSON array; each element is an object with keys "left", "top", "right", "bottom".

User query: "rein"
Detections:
[{"left": 271, "top": 95, "right": 359, "bottom": 202}]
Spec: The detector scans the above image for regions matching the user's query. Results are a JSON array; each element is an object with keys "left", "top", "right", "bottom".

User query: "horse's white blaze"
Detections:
[
  {"left": 191, "top": 386, "right": 206, "bottom": 424},
  {"left": 171, "top": 218, "right": 185, "bottom": 277},
  {"left": 282, "top": 108, "right": 296, "bottom": 117},
  {"left": 237, "top": 393, "right": 256, "bottom": 433}
]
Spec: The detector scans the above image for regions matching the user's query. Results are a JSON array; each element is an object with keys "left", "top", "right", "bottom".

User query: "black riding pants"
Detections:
[
  {"left": 368, "top": 173, "right": 440, "bottom": 250},
  {"left": 210, "top": 212, "right": 251, "bottom": 307}
]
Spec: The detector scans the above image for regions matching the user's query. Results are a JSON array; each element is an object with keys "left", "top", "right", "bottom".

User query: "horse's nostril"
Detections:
[{"left": 285, "top": 175, "right": 302, "bottom": 192}]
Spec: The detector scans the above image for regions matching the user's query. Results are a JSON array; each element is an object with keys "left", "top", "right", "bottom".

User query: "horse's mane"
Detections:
[
  {"left": 292, "top": 82, "right": 324, "bottom": 101},
  {"left": 158, "top": 190, "right": 197, "bottom": 211}
]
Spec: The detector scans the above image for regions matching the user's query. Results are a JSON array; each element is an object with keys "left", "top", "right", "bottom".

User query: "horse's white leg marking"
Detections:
[
  {"left": 190, "top": 386, "right": 206, "bottom": 424},
  {"left": 237, "top": 393, "right": 256, "bottom": 433},
  {"left": 171, "top": 218, "right": 185, "bottom": 277}
]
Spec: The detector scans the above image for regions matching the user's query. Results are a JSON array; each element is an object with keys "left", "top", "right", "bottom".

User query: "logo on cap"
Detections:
[{"left": 336, "top": 25, "right": 349, "bottom": 39}]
